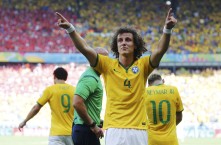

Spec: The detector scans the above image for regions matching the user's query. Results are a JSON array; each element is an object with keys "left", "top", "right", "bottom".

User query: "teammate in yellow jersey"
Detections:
[
  {"left": 145, "top": 73, "right": 184, "bottom": 145},
  {"left": 18, "top": 67, "right": 75, "bottom": 145},
  {"left": 56, "top": 7, "right": 177, "bottom": 145}
]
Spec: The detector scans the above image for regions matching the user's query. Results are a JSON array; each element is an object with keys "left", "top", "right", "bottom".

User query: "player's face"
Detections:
[{"left": 117, "top": 33, "right": 135, "bottom": 56}]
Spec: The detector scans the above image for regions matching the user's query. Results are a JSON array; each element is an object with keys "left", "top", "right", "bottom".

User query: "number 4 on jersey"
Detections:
[{"left": 124, "top": 79, "right": 131, "bottom": 88}]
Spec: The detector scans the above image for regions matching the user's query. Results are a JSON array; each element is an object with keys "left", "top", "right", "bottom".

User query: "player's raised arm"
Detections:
[
  {"left": 150, "top": 8, "right": 177, "bottom": 67},
  {"left": 56, "top": 12, "right": 97, "bottom": 66}
]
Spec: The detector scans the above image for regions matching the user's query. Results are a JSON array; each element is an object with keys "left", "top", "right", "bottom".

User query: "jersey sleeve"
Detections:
[
  {"left": 175, "top": 87, "right": 184, "bottom": 112},
  {"left": 37, "top": 87, "right": 50, "bottom": 106},
  {"left": 142, "top": 56, "right": 155, "bottom": 78},
  {"left": 93, "top": 54, "right": 110, "bottom": 74},
  {"left": 74, "top": 76, "right": 98, "bottom": 100}
]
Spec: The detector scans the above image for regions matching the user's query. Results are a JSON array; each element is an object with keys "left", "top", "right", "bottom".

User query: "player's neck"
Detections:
[
  {"left": 55, "top": 80, "right": 66, "bottom": 84},
  {"left": 119, "top": 55, "right": 134, "bottom": 68},
  {"left": 152, "top": 80, "right": 163, "bottom": 86}
]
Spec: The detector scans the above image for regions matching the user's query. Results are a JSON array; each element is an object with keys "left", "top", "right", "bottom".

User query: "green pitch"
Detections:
[{"left": 0, "top": 136, "right": 220, "bottom": 145}]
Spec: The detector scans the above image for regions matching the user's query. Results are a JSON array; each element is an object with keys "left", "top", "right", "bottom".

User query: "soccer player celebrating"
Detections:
[
  {"left": 145, "top": 73, "right": 184, "bottom": 145},
  {"left": 56, "top": 8, "right": 177, "bottom": 145}
]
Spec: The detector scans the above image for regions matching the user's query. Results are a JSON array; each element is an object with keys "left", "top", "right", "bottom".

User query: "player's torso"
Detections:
[
  {"left": 75, "top": 68, "right": 103, "bottom": 124},
  {"left": 98, "top": 56, "right": 152, "bottom": 129},
  {"left": 48, "top": 84, "right": 75, "bottom": 114},
  {"left": 47, "top": 84, "right": 75, "bottom": 135},
  {"left": 103, "top": 58, "right": 148, "bottom": 102},
  {"left": 145, "top": 85, "right": 178, "bottom": 134}
]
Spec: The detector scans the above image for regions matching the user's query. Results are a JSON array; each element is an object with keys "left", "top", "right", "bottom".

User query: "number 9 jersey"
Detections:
[{"left": 37, "top": 84, "right": 75, "bottom": 136}]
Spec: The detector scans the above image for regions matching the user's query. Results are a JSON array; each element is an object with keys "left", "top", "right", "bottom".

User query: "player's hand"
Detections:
[
  {"left": 18, "top": 121, "right": 26, "bottom": 131},
  {"left": 90, "top": 125, "right": 104, "bottom": 139},
  {"left": 165, "top": 8, "right": 177, "bottom": 29},
  {"left": 56, "top": 12, "right": 71, "bottom": 29}
]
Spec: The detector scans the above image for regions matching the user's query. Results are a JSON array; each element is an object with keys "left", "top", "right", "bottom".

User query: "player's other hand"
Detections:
[
  {"left": 165, "top": 8, "right": 177, "bottom": 29},
  {"left": 56, "top": 12, "right": 71, "bottom": 29},
  {"left": 18, "top": 121, "right": 26, "bottom": 131},
  {"left": 91, "top": 126, "right": 104, "bottom": 139}
]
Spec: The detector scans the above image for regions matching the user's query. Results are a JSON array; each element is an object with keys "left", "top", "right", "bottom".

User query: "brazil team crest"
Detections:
[{"left": 131, "top": 66, "right": 139, "bottom": 74}]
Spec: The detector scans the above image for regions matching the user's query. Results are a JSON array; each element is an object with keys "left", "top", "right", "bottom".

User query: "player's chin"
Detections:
[
  {"left": 119, "top": 51, "right": 129, "bottom": 56},
  {"left": 119, "top": 49, "right": 130, "bottom": 54}
]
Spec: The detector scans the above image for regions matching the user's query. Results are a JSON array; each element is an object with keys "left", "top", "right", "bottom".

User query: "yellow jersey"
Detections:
[
  {"left": 93, "top": 54, "right": 154, "bottom": 129},
  {"left": 37, "top": 84, "right": 75, "bottom": 136},
  {"left": 145, "top": 84, "right": 184, "bottom": 145}
]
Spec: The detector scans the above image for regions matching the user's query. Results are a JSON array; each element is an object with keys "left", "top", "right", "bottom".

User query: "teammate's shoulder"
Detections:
[
  {"left": 65, "top": 83, "right": 75, "bottom": 88},
  {"left": 146, "top": 86, "right": 154, "bottom": 89},
  {"left": 44, "top": 84, "right": 54, "bottom": 89},
  {"left": 165, "top": 85, "right": 178, "bottom": 90}
]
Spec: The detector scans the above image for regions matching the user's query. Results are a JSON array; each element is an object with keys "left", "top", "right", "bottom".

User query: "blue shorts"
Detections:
[{"left": 72, "top": 124, "right": 100, "bottom": 145}]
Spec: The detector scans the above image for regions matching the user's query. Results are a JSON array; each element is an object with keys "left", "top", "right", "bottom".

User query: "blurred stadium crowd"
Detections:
[{"left": 0, "top": 0, "right": 220, "bottom": 53}]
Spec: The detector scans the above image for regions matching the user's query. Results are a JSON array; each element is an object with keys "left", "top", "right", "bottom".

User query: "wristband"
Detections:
[
  {"left": 163, "top": 26, "right": 172, "bottom": 34},
  {"left": 66, "top": 24, "right": 76, "bottom": 33}
]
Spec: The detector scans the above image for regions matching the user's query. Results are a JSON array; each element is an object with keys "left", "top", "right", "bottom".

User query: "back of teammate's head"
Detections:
[
  {"left": 94, "top": 47, "right": 109, "bottom": 56},
  {"left": 148, "top": 73, "right": 163, "bottom": 86},
  {"left": 53, "top": 67, "right": 68, "bottom": 81}
]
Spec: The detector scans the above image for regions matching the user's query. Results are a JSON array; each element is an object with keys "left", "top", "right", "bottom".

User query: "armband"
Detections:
[
  {"left": 163, "top": 26, "right": 172, "bottom": 34},
  {"left": 66, "top": 24, "right": 76, "bottom": 33}
]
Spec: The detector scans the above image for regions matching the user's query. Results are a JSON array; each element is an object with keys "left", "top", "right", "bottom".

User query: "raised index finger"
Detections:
[
  {"left": 56, "top": 12, "right": 68, "bottom": 22},
  {"left": 166, "top": 8, "right": 173, "bottom": 18}
]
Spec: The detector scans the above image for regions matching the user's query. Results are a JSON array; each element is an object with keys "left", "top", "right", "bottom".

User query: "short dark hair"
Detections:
[
  {"left": 148, "top": 73, "right": 162, "bottom": 85},
  {"left": 110, "top": 27, "right": 147, "bottom": 59},
  {"left": 53, "top": 67, "right": 68, "bottom": 81}
]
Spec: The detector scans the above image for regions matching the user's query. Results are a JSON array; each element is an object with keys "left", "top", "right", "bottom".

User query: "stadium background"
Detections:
[{"left": 0, "top": 0, "right": 220, "bottom": 144}]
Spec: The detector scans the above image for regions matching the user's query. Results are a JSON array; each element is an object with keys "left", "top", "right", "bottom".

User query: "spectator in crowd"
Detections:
[{"left": 1, "top": 0, "right": 220, "bottom": 53}]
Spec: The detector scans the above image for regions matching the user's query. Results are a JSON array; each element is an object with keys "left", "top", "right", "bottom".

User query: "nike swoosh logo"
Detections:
[{"left": 113, "top": 69, "right": 121, "bottom": 73}]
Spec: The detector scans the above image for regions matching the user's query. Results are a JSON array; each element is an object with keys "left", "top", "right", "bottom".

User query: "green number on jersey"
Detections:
[
  {"left": 124, "top": 79, "right": 131, "bottom": 88},
  {"left": 150, "top": 100, "right": 171, "bottom": 124},
  {"left": 61, "top": 94, "right": 71, "bottom": 113}
]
